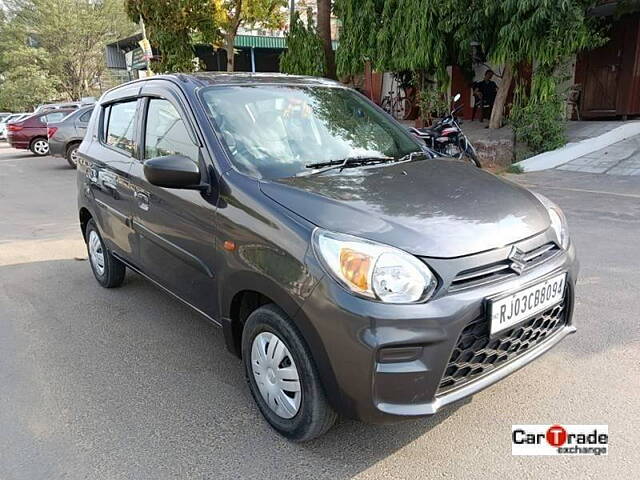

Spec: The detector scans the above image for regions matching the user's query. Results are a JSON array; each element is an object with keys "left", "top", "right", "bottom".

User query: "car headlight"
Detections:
[
  {"left": 532, "top": 192, "right": 570, "bottom": 249},
  {"left": 312, "top": 229, "right": 437, "bottom": 303}
]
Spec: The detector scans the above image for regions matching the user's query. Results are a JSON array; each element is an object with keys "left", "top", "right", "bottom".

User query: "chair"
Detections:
[{"left": 567, "top": 84, "right": 582, "bottom": 121}]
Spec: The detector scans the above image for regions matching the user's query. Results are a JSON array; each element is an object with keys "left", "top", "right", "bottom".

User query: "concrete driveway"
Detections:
[{"left": 1, "top": 143, "right": 638, "bottom": 479}]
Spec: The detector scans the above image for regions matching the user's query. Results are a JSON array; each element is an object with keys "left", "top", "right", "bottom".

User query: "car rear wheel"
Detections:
[
  {"left": 30, "top": 137, "right": 49, "bottom": 156},
  {"left": 242, "top": 304, "right": 337, "bottom": 441},
  {"left": 66, "top": 143, "right": 80, "bottom": 168},
  {"left": 85, "top": 219, "right": 125, "bottom": 288}
]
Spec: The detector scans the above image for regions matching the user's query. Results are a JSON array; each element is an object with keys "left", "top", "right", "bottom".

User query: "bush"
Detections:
[{"left": 510, "top": 78, "right": 566, "bottom": 155}]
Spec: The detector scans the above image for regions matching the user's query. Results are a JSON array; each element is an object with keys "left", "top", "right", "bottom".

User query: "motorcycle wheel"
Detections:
[{"left": 463, "top": 147, "right": 481, "bottom": 168}]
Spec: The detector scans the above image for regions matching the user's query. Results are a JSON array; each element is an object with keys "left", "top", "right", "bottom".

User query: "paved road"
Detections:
[
  {"left": 558, "top": 134, "right": 640, "bottom": 176},
  {"left": 1, "top": 143, "right": 638, "bottom": 479}
]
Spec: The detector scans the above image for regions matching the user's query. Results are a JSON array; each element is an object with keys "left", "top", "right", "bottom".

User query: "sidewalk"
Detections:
[{"left": 557, "top": 135, "right": 640, "bottom": 175}]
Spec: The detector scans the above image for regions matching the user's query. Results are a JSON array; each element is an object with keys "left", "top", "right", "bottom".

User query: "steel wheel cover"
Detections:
[
  {"left": 70, "top": 147, "right": 79, "bottom": 165},
  {"left": 251, "top": 331, "right": 302, "bottom": 419},
  {"left": 34, "top": 140, "right": 49, "bottom": 155},
  {"left": 88, "top": 230, "right": 105, "bottom": 276}
]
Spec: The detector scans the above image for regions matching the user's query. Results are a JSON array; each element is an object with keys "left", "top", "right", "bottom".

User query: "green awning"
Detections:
[
  {"left": 234, "top": 35, "right": 286, "bottom": 49},
  {"left": 234, "top": 34, "right": 338, "bottom": 50}
]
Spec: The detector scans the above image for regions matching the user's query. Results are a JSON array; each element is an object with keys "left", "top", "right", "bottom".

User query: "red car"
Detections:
[{"left": 7, "top": 110, "right": 74, "bottom": 156}]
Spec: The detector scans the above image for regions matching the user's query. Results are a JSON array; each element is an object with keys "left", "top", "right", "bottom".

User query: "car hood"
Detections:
[{"left": 259, "top": 159, "right": 550, "bottom": 258}]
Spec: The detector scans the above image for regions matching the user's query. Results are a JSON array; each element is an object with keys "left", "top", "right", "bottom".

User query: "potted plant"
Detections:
[{"left": 416, "top": 86, "right": 450, "bottom": 128}]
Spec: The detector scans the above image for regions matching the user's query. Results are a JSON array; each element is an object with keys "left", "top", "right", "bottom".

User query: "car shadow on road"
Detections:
[{"left": 1, "top": 258, "right": 471, "bottom": 480}]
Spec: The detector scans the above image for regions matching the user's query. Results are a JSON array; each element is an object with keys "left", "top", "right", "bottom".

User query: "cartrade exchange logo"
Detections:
[{"left": 512, "top": 425, "right": 608, "bottom": 456}]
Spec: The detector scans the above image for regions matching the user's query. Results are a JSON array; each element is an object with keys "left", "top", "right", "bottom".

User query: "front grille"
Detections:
[
  {"left": 450, "top": 243, "right": 560, "bottom": 291},
  {"left": 437, "top": 300, "right": 566, "bottom": 394}
]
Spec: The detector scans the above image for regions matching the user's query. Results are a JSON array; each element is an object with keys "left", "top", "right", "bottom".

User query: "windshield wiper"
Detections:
[{"left": 304, "top": 156, "right": 394, "bottom": 175}]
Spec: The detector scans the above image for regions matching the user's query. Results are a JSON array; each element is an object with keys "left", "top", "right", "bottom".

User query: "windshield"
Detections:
[{"left": 200, "top": 85, "right": 422, "bottom": 179}]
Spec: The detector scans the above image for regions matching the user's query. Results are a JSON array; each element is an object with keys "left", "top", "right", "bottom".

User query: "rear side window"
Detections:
[
  {"left": 144, "top": 98, "right": 198, "bottom": 162},
  {"left": 43, "top": 112, "right": 68, "bottom": 123},
  {"left": 105, "top": 101, "right": 137, "bottom": 155},
  {"left": 79, "top": 110, "right": 92, "bottom": 122}
]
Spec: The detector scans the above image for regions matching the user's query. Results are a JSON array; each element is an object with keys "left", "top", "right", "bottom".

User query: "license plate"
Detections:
[{"left": 489, "top": 273, "right": 566, "bottom": 336}]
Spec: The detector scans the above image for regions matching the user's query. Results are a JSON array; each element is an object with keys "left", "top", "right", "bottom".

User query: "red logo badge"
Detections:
[{"left": 546, "top": 425, "right": 568, "bottom": 447}]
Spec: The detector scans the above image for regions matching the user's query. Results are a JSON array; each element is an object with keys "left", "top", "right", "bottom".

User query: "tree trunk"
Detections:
[
  {"left": 225, "top": 34, "right": 236, "bottom": 72},
  {"left": 316, "top": 0, "right": 336, "bottom": 79},
  {"left": 225, "top": 3, "right": 243, "bottom": 73},
  {"left": 489, "top": 62, "right": 514, "bottom": 129}
]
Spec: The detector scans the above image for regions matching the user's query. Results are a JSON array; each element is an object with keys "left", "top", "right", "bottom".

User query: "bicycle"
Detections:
[{"left": 380, "top": 75, "right": 414, "bottom": 121}]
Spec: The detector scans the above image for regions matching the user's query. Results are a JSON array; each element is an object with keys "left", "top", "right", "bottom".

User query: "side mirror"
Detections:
[
  {"left": 453, "top": 93, "right": 461, "bottom": 102},
  {"left": 143, "top": 155, "right": 205, "bottom": 190}
]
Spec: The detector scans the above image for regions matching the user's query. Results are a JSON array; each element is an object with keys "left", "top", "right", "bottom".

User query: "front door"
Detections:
[
  {"left": 128, "top": 87, "right": 219, "bottom": 319},
  {"left": 580, "top": 24, "right": 624, "bottom": 117}
]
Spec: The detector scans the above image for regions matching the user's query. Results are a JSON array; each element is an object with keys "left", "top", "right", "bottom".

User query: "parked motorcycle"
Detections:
[{"left": 409, "top": 93, "right": 481, "bottom": 167}]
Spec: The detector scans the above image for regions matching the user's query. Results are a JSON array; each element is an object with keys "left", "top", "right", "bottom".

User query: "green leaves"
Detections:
[
  {"left": 280, "top": 10, "right": 325, "bottom": 76},
  {"left": 0, "top": 0, "right": 135, "bottom": 108},
  {"left": 510, "top": 77, "right": 566, "bottom": 156}
]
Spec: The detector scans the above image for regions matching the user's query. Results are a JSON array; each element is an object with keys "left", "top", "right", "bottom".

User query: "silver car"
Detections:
[{"left": 47, "top": 106, "right": 93, "bottom": 168}]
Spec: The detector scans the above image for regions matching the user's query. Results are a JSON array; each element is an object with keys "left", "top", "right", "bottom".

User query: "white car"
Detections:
[{"left": 0, "top": 113, "right": 29, "bottom": 140}]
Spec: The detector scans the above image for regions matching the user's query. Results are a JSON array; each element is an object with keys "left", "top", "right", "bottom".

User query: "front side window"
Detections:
[
  {"left": 144, "top": 98, "right": 199, "bottom": 162},
  {"left": 200, "top": 85, "right": 421, "bottom": 179},
  {"left": 105, "top": 101, "right": 137, "bottom": 155}
]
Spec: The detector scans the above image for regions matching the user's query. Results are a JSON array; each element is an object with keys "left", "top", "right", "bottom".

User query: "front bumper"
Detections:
[{"left": 297, "top": 234, "right": 578, "bottom": 423}]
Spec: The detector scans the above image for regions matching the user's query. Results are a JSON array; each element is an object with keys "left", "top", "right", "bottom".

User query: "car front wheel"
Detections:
[
  {"left": 242, "top": 304, "right": 337, "bottom": 441},
  {"left": 30, "top": 138, "right": 49, "bottom": 156}
]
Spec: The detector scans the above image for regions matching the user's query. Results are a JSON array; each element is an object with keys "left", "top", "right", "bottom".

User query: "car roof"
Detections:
[
  {"left": 186, "top": 72, "right": 344, "bottom": 88},
  {"left": 103, "top": 72, "right": 343, "bottom": 97}
]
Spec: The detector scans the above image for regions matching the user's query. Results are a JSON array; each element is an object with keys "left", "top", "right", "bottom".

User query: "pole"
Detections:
[
  {"left": 140, "top": 15, "right": 152, "bottom": 76},
  {"left": 251, "top": 47, "right": 256, "bottom": 73}
]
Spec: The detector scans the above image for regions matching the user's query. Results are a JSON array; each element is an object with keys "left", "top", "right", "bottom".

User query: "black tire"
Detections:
[
  {"left": 458, "top": 138, "right": 481, "bottom": 168},
  {"left": 464, "top": 146, "right": 481, "bottom": 168},
  {"left": 30, "top": 137, "right": 49, "bottom": 156},
  {"left": 242, "top": 304, "right": 337, "bottom": 441},
  {"left": 380, "top": 97, "right": 392, "bottom": 115},
  {"left": 66, "top": 143, "right": 80, "bottom": 169},
  {"left": 85, "top": 219, "right": 125, "bottom": 288}
]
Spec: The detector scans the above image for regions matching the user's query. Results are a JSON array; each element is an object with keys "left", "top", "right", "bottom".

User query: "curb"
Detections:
[{"left": 514, "top": 121, "right": 640, "bottom": 172}]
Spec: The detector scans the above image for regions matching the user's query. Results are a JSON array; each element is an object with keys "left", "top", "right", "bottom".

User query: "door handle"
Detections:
[{"left": 135, "top": 191, "right": 150, "bottom": 211}]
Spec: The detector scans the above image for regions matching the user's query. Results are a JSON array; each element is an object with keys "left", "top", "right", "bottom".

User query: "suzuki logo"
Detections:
[{"left": 508, "top": 246, "right": 527, "bottom": 275}]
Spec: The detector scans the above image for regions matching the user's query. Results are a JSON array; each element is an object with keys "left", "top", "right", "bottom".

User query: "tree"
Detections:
[
  {"left": 336, "top": 0, "right": 603, "bottom": 131},
  {"left": 0, "top": 0, "right": 135, "bottom": 101},
  {"left": 126, "top": 0, "right": 286, "bottom": 73},
  {"left": 337, "top": 0, "right": 455, "bottom": 84},
  {"left": 280, "top": 10, "right": 325, "bottom": 75},
  {"left": 335, "top": 0, "right": 382, "bottom": 77},
  {"left": 458, "top": 0, "right": 604, "bottom": 128},
  {"left": 125, "top": 0, "right": 221, "bottom": 73},
  {"left": 0, "top": 65, "right": 60, "bottom": 111},
  {"left": 219, "top": 0, "right": 286, "bottom": 72},
  {"left": 316, "top": 0, "right": 335, "bottom": 78}
]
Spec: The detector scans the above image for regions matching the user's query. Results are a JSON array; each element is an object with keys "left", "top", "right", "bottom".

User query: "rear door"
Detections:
[
  {"left": 75, "top": 108, "right": 92, "bottom": 139},
  {"left": 81, "top": 96, "right": 139, "bottom": 260},
  {"left": 128, "top": 81, "right": 219, "bottom": 317}
]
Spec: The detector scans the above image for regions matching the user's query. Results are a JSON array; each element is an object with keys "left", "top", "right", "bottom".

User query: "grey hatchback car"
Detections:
[
  {"left": 48, "top": 106, "right": 93, "bottom": 168},
  {"left": 77, "top": 73, "right": 578, "bottom": 441}
]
